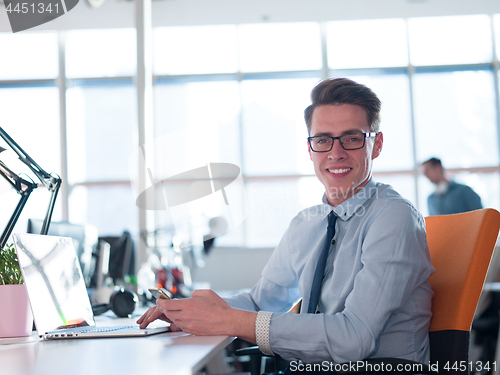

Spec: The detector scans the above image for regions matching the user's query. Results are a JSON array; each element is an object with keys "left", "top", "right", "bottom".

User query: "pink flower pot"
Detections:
[{"left": 0, "top": 284, "right": 33, "bottom": 338}]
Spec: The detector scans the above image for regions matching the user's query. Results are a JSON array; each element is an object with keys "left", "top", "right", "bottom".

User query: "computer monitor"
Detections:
[
  {"left": 97, "top": 231, "right": 136, "bottom": 285},
  {"left": 27, "top": 219, "right": 98, "bottom": 286}
]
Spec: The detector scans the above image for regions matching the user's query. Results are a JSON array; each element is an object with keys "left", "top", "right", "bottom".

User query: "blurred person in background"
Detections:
[{"left": 421, "top": 157, "right": 482, "bottom": 215}]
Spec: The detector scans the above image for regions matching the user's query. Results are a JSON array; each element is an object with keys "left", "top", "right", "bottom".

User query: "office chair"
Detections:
[{"left": 235, "top": 208, "right": 500, "bottom": 375}]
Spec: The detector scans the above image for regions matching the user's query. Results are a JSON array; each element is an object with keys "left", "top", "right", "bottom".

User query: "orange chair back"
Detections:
[{"left": 426, "top": 208, "right": 500, "bottom": 332}]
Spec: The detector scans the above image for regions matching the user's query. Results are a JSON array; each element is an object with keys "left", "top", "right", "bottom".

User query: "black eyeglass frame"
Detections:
[{"left": 307, "top": 132, "right": 379, "bottom": 152}]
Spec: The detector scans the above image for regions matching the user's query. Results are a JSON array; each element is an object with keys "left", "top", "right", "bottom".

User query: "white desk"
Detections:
[{"left": 0, "top": 314, "right": 234, "bottom": 375}]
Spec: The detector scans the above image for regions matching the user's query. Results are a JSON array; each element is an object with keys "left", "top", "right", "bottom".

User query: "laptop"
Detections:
[{"left": 13, "top": 233, "right": 170, "bottom": 340}]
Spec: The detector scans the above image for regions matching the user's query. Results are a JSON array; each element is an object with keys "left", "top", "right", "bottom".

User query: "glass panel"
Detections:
[
  {"left": 150, "top": 182, "right": 245, "bottom": 249},
  {"left": 0, "top": 86, "right": 61, "bottom": 240},
  {"left": 413, "top": 69, "right": 498, "bottom": 168},
  {"left": 153, "top": 79, "right": 241, "bottom": 179},
  {"left": 0, "top": 31, "right": 58, "bottom": 80},
  {"left": 0, "top": 189, "right": 27, "bottom": 244},
  {"left": 454, "top": 172, "right": 499, "bottom": 211},
  {"left": 152, "top": 80, "right": 243, "bottom": 247},
  {"left": 417, "top": 174, "right": 434, "bottom": 217},
  {"left": 0, "top": 187, "right": 63, "bottom": 244},
  {"left": 493, "top": 14, "right": 500, "bottom": 61},
  {"left": 327, "top": 19, "right": 408, "bottom": 69},
  {"left": 69, "top": 185, "right": 138, "bottom": 237},
  {"left": 0, "top": 86, "right": 60, "bottom": 173},
  {"left": 417, "top": 172, "right": 499, "bottom": 217},
  {"left": 298, "top": 176, "right": 327, "bottom": 208},
  {"left": 246, "top": 177, "right": 323, "bottom": 248},
  {"left": 206, "top": 219, "right": 244, "bottom": 248},
  {"left": 241, "top": 77, "right": 319, "bottom": 176},
  {"left": 150, "top": 174, "right": 247, "bottom": 248},
  {"left": 238, "top": 23, "right": 322, "bottom": 72},
  {"left": 341, "top": 73, "right": 413, "bottom": 172},
  {"left": 66, "top": 82, "right": 137, "bottom": 183},
  {"left": 66, "top": 29, "right": 136, "bottom": 78},
  {"left": 154, "top": 25, "right": 238, "bottom": 75},
  {"left": 408, "top": 15, "right": 493, "bottom": 66},
  {"left": 373, "top": 173, "right": 417, "bottom": 209}
]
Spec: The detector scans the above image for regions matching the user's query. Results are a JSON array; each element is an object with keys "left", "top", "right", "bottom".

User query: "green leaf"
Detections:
[{"left": 0, "top": 244, "right": 23, "bottom": 285}]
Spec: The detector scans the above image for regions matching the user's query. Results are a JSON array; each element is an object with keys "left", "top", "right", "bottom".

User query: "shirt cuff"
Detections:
[{"left": 255, "top": 311, "right": 274, "bottom": 356}]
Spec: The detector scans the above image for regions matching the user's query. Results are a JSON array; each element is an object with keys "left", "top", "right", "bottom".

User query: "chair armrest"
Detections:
[{"left": 235, "top": 345, "right": 265, "bottom": 356}]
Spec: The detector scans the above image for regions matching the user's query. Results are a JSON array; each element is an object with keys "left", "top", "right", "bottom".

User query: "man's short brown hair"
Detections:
[
  {"left": 304, "top": 78, "right": 382, "bottom": 134},
  {"left": 422, "top": 157, "right": 443, "bottom": 168}
]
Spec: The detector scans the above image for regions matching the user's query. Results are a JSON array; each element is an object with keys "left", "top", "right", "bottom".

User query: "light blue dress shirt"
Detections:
[{"left": 224, "top": 179, "right": 434, "bottom": 364}]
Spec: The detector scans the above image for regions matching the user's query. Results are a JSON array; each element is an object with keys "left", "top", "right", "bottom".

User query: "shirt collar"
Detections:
[
  {"left": 321, "top": 178, "right": 377, "bottom": 221},
  {"left": 434, "top": 180, "right": 450, "bottom": 195}
]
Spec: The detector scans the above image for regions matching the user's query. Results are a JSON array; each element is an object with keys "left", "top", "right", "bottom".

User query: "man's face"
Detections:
[
  {"left": 422, "top": 163, "right": 443, "bottom": 184},
  {"left": 308, "top": 104, "right": 383, "bottom": 207}
]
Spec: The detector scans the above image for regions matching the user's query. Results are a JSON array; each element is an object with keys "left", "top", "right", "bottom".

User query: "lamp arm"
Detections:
[
  {"left": 0, "top": 127, "right": 62, "bottom": 238},
  {"left": 0, "top": 161, "right": 39, "bottom": 248},
  {"left": 0, "top": 184, "right": 35, "bottom": 249},
  {"left": 0, "top": 127, "right": 60, "bottom": 192},
  {"left": 40, "top": 178, "right": 61, "bottom": 235}
]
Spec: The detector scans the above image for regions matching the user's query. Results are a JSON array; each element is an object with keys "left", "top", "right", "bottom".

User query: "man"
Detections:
[
  {"left": 138, "top": 78, "right": 434, "bottom": 365},
  {"left": 421, "top": 157, "right": 482, "bottom": 215}
]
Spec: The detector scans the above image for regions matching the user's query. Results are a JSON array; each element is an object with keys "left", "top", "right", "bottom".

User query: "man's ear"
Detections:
[
  {"left": 308, "top": 140, "right": 313, "bottom": 161},
  {"left": 371, "top": 132, "right": 383, "bottom": 160}
]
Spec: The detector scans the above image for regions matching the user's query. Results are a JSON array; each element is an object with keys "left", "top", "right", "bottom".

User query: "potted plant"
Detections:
[{"left": 0, "top": 244, "right": 33, "bottom": 338}]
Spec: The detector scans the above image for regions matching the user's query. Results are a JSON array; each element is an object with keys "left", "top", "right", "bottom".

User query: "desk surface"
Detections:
[{"left": 0, "top": 313, "right": 234, "bottom": 375}]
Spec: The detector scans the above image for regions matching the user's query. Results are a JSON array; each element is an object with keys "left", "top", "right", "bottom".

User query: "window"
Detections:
[
  {"left": 0, "top": 85, "right": 61, "bottom": 235},
  {"left": 342, "top": 72, "right": 414, "bottom": 172},
  {"left": 66, "top": 29, "right": 136, "bottom": 78},
  {"left": 408, "top": 15, "right": 493, "bottom": 66},
  {"left": 241, "top": 77, "right": 318, "bottom": 176},
  {"left": 66, "top": 81, "right": 137, "bottom": 183},
  {"left": 154, "top": 78, "right": 241, "bottom": 178},
  {"left": 238, "top": 23, "right": 322, "bottom": 72},
  {"left": 154, "top": 25, "right": 238, "bottom": 75},
  {"left": 149, "top": 15, "right": 500, "bottom": 248},
  {"left": 413, "top": 69, "right": 497, "bottom": 168},
  {"left": 327, "top": 19, "right": 408, "bottom": 69},
  {"left": 3, "top": 14, "right": 500, "bottom": 249},
  {"left": 65, "top": 29, "right": 138, "bottom": 236},
  {"left": 69, "top": 185, "right": 138, "bottom": 236},
  {"left": 0, "top": 31, "right": 58, "bottom": 80}
]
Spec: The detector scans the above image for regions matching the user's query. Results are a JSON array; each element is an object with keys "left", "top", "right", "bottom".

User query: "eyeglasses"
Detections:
[{"left": 308, "top": 132, "right": 378, "bottom": 152}]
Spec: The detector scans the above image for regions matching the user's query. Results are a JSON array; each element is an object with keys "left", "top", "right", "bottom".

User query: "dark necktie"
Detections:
[{"left": 307, "top": 211, "right": 337, "bottom": 313}]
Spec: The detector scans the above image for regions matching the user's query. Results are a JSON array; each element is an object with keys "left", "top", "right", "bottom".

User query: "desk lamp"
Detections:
[{"left": 0, "top": 127, "right": 62, "bottom": 249}]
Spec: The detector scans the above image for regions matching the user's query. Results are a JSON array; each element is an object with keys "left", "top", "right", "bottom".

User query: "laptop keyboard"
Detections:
[{"left": 78, "top": 326, "right": 136, "bottom": 333}]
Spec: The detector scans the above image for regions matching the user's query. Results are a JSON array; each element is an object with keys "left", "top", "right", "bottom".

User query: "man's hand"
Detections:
[
  {"left": 137, "top": 289, "right": 257, "bottom": 343},
  {"left": 136, "top": 305, "right": 182, "bottom": 331},
  {"left": 157, "top": 289, "right": 234, "bottom": 336}
]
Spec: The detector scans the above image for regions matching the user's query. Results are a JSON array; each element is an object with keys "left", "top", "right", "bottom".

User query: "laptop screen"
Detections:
[{"left": 13, "top": 233, "right": 95, "bottom": 335}]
